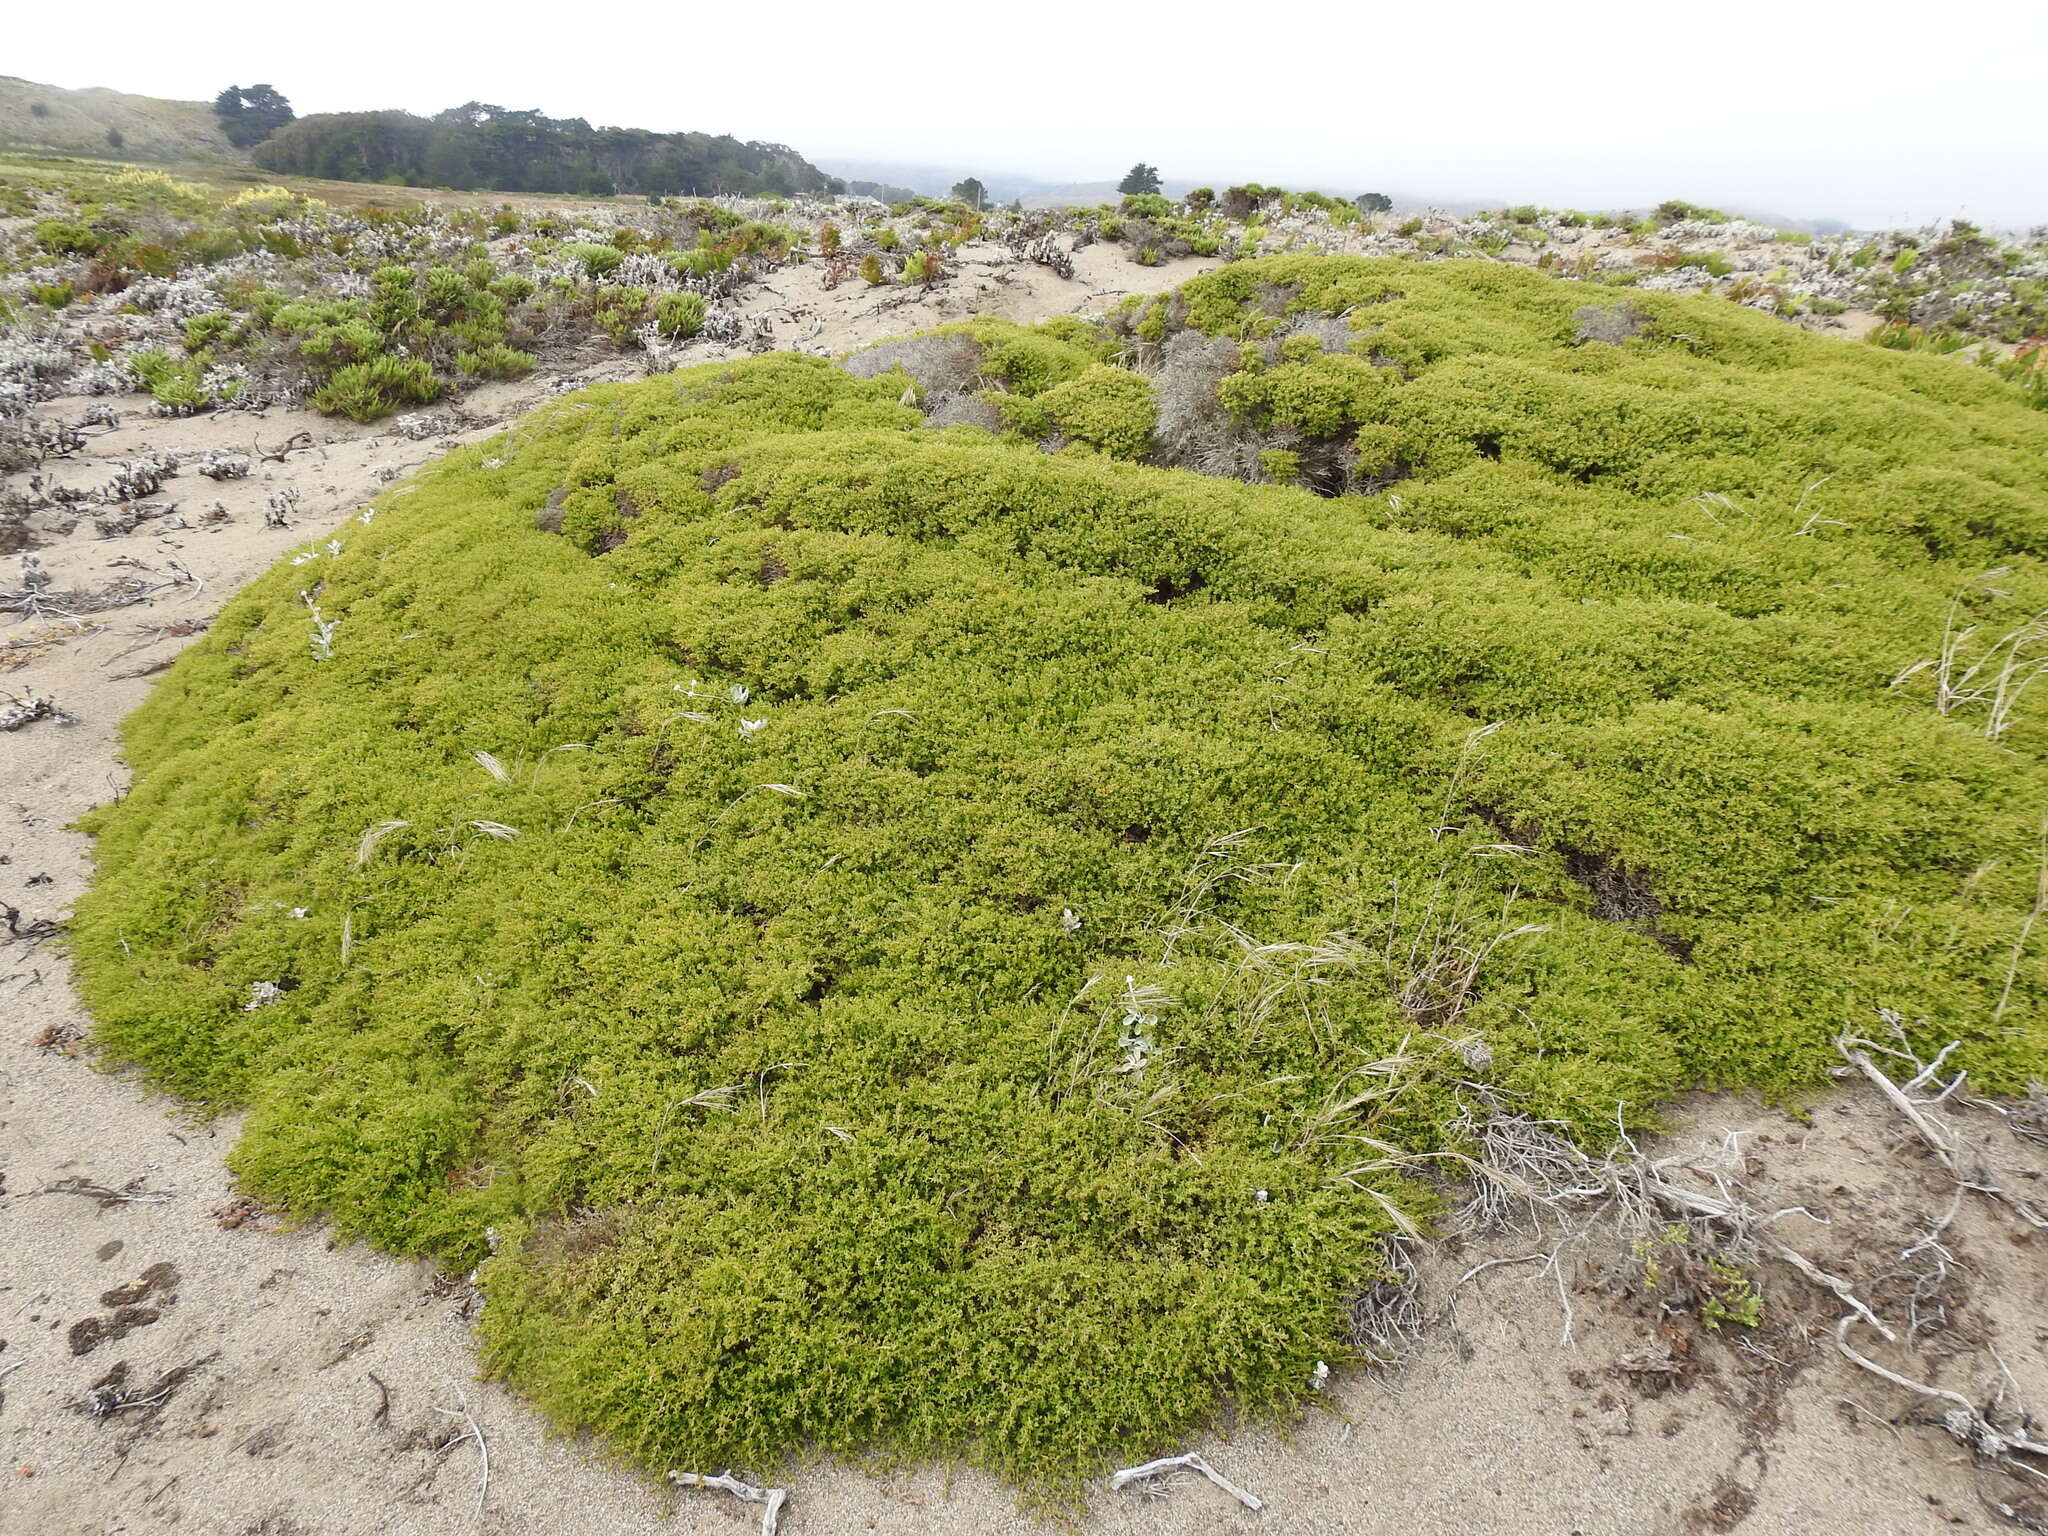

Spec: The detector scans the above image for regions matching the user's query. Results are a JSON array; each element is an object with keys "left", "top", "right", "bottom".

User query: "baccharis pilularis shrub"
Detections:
[{"left": 71, "top": 259, "right": 2048, "bottom": 1490}]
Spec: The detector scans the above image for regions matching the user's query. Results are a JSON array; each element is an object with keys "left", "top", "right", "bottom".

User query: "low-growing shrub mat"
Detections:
[{"left": 72, "top": 258, "right": 2048, "bottom": 1488}]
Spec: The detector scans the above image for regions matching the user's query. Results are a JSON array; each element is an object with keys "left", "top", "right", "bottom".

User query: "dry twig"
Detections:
[
  {"left": 1835, "top": 1316, "right": 2048, "bottom": 1484},
  {"left": 1836, "top": 1027, "right": 2046, "bottom": 1229},
  {"left": 430, "top": 1388, "right": 490, "bottom": 1521},
  {"left": 670, "top": 1470, "right": 787, "bottom": 1535},
  {"left": 1110, "top": 1452, "right": 1265, "bottom": 1511}
]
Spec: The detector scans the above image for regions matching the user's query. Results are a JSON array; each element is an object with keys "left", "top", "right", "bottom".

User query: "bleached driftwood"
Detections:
[
  {"left": 670, "top": 1470, "right": 787, "bottom": 1535},
  {"left": 1110, "top": 1452, "right": 1265, "bottom": 1511}
]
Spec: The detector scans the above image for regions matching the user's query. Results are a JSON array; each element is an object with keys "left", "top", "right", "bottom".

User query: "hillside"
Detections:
[{"left": 0, "top": 75, "right": 247, "bottom": 163}]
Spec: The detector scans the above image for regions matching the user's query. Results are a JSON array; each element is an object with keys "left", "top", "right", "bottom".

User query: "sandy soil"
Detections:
[{"left": 4, "top": 257, "right": 2046, "bottom": 1536}]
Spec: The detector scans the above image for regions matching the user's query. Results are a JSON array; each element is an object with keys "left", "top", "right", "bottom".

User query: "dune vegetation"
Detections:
[{"left": 69, "top": 256, "right": 2048, "bottom": 1486}]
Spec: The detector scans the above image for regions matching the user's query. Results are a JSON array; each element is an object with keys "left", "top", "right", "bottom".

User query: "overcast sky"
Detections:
[{"left": 12, "top": 1, "right": 2046, "bottom": 229}]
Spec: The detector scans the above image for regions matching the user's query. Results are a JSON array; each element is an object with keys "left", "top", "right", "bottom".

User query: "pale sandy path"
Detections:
[{"left": 2, "top": 252, "right": 2041, "bottom": 1535}]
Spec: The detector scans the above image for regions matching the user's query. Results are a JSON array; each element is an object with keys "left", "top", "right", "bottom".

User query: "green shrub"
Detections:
[
  {"left": 593, "top": 285, "right": 651, "bottom": 343},
  {"left": 35, "top": 218, "right": 103, "bottom": 256},
  {"left": 297, "top": 317, "right": 385, "bottom": 370},
  {"left": 456, "top": 344, "right": 536, "bottom": 380},
  {"left": 128, "top": 348, "right": 236, "bottom": 412},
  {"left": 490, "top": 273, "right": 536, "bottom": 306},
  {"left": 1259, "top": 447, "right": 1301, "bottom": 482},
  {"left": 1675, "top": 250, "right": 1735, "bottom": 277},
  {"left": 309, "top": 355, "right": 443, "bottom": 420},
  {"left": 421, "top": 265, "right": 471, "bottom": 318},
  {"left": 183, "top": 311, "right": 236, "bottom": 352},
  {"left": 653, "top": 291, "right": 706, "bottom": 339},
  {"left": 66, "top": 261, "right": 2048, "bottom": 1496},
  {"left": 670, "top": 246, "right": 731, "bottom": 278},
  {"left": 31, "top": 280, "right": 75, "bottom": 309},
  {"left": 1019, "top": 363, "right": 1157, "bottom": 459},
  {"left": 1218, "top": 351, "right": 1392, "bottom": 438},
  {"left": 1653, "top": 199, "right": 1729, "bottom": 225},
  {"left": 565, "top": 242, "right": 625, "bottom": 278}
]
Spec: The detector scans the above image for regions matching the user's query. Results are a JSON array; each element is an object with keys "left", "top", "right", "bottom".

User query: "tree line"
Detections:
[{"left": 230, "top": 95, "right": 836, "bottom": 198}]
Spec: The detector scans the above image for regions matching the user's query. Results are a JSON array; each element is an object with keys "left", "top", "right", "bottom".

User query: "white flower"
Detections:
[
  {"left": 738, "top": 717, "right": 767, "bottom": 742},
  {"left": 1061, "top": 908, "right": 1082, "bottom": 933}
]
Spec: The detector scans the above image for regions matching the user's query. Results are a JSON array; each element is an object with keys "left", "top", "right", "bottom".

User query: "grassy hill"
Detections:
[{"left": 0, "top": 76, "right": 247, "bottom": 164}]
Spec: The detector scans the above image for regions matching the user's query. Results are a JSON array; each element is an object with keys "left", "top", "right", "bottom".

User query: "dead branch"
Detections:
[
  {"left": 256, "top": 430, "right": 315, "bottom": 462},
  {"left": 1835, "top": 1316, "right": 2048, "bottom": 1482},
  {"left": 430, "top": 1388, "right": 490, "bottom": 1521},
  {"left": 670, "top": 1470, "right": 787, "bottom": 1535},
  {"left": 1837, "top": 1029, "right": 2046, "bottom": 1229},
  {"left": 107, "top": 657, "right": 174, "bottom": 680},
  {"left": 1451, "top": 1092, "right": 1895, "bottom": 1340},
  {"left": 1110, "top": 1452, "right": 1265, "bottom": 1511},
  {"left": 0, "top": 695, "right": 73, "bottom": 732},
  {"left": 2, "top": 902, "right": 63, "bottom": 942},
  {"left": 31, "top": 1175, "right": 171, "bottom": 1205}
]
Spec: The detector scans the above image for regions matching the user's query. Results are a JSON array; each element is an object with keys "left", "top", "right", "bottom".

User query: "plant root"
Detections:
[{"left": 1836, "top": 1027, "right": 2047, "bottom": 1230}]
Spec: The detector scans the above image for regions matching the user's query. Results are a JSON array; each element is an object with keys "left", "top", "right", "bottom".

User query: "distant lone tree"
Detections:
[
  {"left": 105, "top": 127, "right": 124, "bottom": 151},
  {"left": 1356, "top": 191, "right": 1392, "bottom": 213},
  {"left": 949, "top": 177, "right": 988, "bottom": 210},
  {"left": 1118, "top": 162, "right": 1162, "bottom": 197},
  {"left": 213, "top": 85, "right": 295, "bottom": 149}
]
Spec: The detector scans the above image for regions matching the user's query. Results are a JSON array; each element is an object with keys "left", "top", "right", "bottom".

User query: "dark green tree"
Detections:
[
  {"left": 213, "top": 85, "right": 295, "bottom": 148},
  {"left": 949, "top": 177, "right": 988, "bottom": 210},
  {"left": 253, "top": 104, "right": 832, "bottom": 197},
  {"left": 1356, "top": 191, "right": 1392, "bottom": 213},
  {"left": 1117, "top": 162, "right": 1162, "bottom": 196}
]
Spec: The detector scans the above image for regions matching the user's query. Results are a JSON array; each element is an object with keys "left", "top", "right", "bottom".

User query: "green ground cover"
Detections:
[{"left": 71, "top": 258, "right": 2048, "bottom": 1488}]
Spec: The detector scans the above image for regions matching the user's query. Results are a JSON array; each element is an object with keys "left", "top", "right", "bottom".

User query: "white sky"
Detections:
[{"left": 11, "top": 1, "right": 2047, "bottom": 229}]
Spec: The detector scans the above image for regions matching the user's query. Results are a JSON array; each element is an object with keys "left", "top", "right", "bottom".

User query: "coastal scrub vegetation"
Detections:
[{"left": 59, "top": 257, "right": 2048, "bottom": 1486}]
